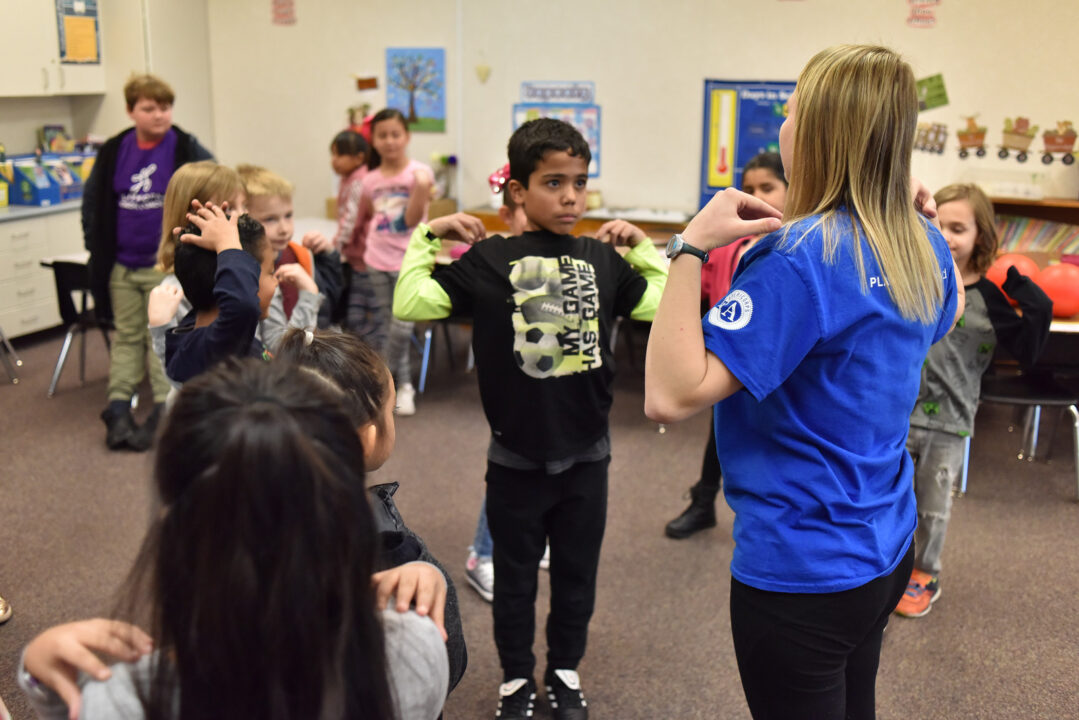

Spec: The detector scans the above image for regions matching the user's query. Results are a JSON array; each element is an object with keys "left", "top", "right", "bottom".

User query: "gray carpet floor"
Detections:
[{"left": 1, "top": 325, "right": 1077, "bottom": 719}]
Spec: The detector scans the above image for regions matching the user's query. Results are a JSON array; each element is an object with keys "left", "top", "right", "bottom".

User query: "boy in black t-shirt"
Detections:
[{"left": 394, "top": 119, "right": 667, "bottom": 720}]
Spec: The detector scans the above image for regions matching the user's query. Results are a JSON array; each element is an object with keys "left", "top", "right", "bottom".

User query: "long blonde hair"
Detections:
[
  {"left": 781, "top": 44, "right": 942, "bottom": 324},
  {"left": 155, "top": 161, "right": 244, "bottom": 272}
]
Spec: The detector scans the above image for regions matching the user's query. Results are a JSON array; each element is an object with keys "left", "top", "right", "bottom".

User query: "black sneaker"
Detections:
[
  {"left": 545, "top": 668, "right": 588, "bottom": 720},
  {"left": 128, "top": 403, "right": 165, "bottom": 452},
  {"left": 101, "top": 403, "right": 138, "bottom": 451},
  {"left": 496, "top": 678, "right": 535, "bottom": 719}
]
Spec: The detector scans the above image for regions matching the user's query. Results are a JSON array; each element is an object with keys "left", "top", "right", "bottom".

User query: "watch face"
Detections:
[{"left": 665, "top": 235, "right": 683, "bottom": 258}]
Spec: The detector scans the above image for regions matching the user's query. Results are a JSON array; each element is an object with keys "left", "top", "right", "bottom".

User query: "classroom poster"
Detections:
[
  {"left": 386, "top": 48, "right": 446, "bottom": 133},
  {"left": 699, "top": 80, "right": 794, "bottom": 209},
  {"left": 512, "top": 103, "right": 601, "bottom": 177},
  {"left": 55, "top": 0, "right": 100, "bottom": 64}
]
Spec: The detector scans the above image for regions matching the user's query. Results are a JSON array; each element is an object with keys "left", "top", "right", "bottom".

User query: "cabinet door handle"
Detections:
[
  {"left": 21, "top": 315, "right": 39, "bottom": 325},
  {"left": 59, "top": 66, "right": 65, "bottom": 89},
  {"left": 42, "top": 67, "right": 49, "bottom": 92},
  {"left": 14, "top": 260, "right": 34, "bottom": 269},
  {"left": 10, "top": 231, "right": 31, "bottom": 240},
  {"left": 17, "top": 288, "right": 36, "bottom": 297}
]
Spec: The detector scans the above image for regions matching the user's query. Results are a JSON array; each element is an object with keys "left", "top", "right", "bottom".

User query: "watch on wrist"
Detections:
[
  {"left": 665, "top": 234, "right": 709, "bottom": 263},
  {"left": 424, "top": 227, "right": 440, "bottom": 242}
]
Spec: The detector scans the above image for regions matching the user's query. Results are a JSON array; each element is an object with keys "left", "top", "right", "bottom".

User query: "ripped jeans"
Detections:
[{"left": 906, "top": 426, "right": 964, "bottom": 576}]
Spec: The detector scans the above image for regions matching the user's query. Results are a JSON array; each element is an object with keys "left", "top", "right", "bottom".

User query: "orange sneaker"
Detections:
[{"left": 895, "top": 568, "right": 941, "bottom": 617}]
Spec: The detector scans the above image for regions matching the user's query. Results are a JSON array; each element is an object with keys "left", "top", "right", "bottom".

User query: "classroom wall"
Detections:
[
  {"left": 199, "top": 0, "right": 1079, "bottom": 217},
  {"left": 206, "top": 0, "right": 457, "bottom": 217},
  {"left": 1, "top": 0, "right": 214, "bottom": 164}
]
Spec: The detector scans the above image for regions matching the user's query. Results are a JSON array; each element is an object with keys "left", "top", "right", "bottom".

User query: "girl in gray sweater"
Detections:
[{"left": 19, "top": 358, "right": 448, "bottom": 720}]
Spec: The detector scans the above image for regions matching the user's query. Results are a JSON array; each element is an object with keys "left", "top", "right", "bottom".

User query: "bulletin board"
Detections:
[
  {"left": 512, "top": 103, "right": 601, "bottom": 177},
  {"left": 699, "top": 80, "right": 794, "bottom": 209}
]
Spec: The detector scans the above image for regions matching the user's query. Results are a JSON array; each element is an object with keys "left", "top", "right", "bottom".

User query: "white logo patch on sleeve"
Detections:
[{"left": 708, "top": 289, "right": 753, "bottom": 330}]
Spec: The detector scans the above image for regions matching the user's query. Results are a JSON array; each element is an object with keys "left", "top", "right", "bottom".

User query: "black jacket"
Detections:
[
  {"left": 82, "top": 124, "right": 213, "bottom": 321},
  {"left": 369, "top": 482, "right": 468, "bottom": 693}
]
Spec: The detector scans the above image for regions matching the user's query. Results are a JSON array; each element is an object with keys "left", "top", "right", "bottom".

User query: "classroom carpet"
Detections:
[{"left": 1, "top": 325, "right": 1077, "bottom": 719}]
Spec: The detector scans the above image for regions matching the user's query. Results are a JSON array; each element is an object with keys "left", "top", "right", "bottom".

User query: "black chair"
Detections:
[
  {"left": 43, "top": 259, "right": 111, "bottom": 397},
  {"left": 0, "top": 325, "right": 21, "bottom": 384},
  {"left": 977, "top": 371, "right": 1079, "bottom": 500}
]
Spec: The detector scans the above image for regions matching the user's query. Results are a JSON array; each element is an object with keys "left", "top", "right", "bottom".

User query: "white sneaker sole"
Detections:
[{"left": 466, "top": 573, "right": 494, "bottom": 603}]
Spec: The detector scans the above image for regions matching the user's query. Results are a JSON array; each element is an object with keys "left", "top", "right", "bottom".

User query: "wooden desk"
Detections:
[{"left": 465, "top": 207, "right": 688, "bottom": 241}]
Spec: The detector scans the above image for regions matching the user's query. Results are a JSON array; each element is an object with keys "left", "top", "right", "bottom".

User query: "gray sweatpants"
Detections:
[
  {"left": 369, "top": 269, "right": 414, "bottom": 387},
  {"left": 906, "top": 426, "right": 964, "bottom": 576}
]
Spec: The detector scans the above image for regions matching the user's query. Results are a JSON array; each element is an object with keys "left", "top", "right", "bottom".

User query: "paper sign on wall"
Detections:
[
  {"left": 519, "top": 82, "right": 596, "bottom": 105},
  {"left": 513, "top": 104, "right": 601, "bottom": 177},
  {"left": 916, "top": 74, "right": 948, "bottom": 112},
  {"left": 56, "top": 0, "right": 100, "bottom": 64}
]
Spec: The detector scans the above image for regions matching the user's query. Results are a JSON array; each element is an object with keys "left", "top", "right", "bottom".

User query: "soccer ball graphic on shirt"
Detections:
[
  {"left": 513, "top": 324, "right": 564, "bottom": 378},
  {"left": 509, "top": 257, "right": 572, "bottom": 379}
]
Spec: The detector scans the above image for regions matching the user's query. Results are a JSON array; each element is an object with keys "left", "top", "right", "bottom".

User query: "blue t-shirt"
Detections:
[{"left": 702, "top": 212, "right": 957, "bottom": 593}]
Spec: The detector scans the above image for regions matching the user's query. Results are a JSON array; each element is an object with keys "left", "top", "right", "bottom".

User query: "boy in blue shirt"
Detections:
[
  {"left": 166, "top": 204, "right": 277, "bottom": 383},
  {"left": 394, "top": 119, "right": 667, "bottom": 720}
]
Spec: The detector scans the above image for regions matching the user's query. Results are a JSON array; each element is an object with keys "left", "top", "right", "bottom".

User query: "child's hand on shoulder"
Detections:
[
  {"left": 147, "top": 283, "right": 184, "bottom": 327},
  {"left": 597, "top": 219, "right": 648, "bottom": 248},
  {"left": 371, "top": 561, "right": 448, "bottom": 642},
  {"left": 179, "top": 202, "right": 241, "bottom": 254},
  {"left": 301, "top": 230, "right": 334, "bottom": 255},
  {"left": 428, "top": 213, "right": 487, "bottom": 245},
  {"left": 24, "top": 619, "right": 153, "bottom": 720},
  {"left": 274, "top": 263, "right": 319, "bottom": 294},
  {"left": 911, "top": 176, "right": 939, "bottom": 228}
]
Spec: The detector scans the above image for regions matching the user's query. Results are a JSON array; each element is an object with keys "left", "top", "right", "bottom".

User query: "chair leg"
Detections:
[
  {"left": 418, "top": 326, "right": 433, "bottom": 394},
  {"left": 48, "top": 326, "right": 78, "bottom": 397},
  {"left": 1028, "top": 405, "right": 1043, "bottom": 460},
  {"left": 0, "top": 345, "right": 18, "bottom": 384},
  {"left": 79, "top": 326, "right": 87, "bottom": 385},
  {"left": 1067, "top": 405, "right": 1079, "bottom": 502},
  {"left": 0, "top": 326, "right": 22, "bottom": 367},
  {"left": 958, "top": 434, "right": 972, "bottom": 496}
]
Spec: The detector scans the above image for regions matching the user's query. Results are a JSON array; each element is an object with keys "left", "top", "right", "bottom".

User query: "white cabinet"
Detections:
[
  {"left": 0, "top": 206, "right": 82, "bottom": 338},
  {"left": 0, "top": 0, "right": 104, "bottom": 97}
]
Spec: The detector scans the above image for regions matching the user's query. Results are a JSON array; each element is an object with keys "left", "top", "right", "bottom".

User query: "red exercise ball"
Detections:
[
  {"left": 986, "top": 253, "right": 1041, "bottom": 305},
  {"left": 1036, "top": 262, "right": 1079, "bottom": 318}
]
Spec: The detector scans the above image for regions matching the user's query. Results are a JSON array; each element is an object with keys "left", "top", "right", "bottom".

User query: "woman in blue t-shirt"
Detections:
[{"left": 645, "top": 44, "right": 962, "bottom": 719}]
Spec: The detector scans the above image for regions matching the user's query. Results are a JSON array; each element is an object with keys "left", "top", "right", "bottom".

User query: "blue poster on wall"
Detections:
[{"left": 699, "top": 80, "right": 794, "bottom": 209}]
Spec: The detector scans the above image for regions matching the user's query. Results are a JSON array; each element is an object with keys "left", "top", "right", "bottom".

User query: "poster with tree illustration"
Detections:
[{"left": 386, "top": 48, "right": 445, "bottom": 133}]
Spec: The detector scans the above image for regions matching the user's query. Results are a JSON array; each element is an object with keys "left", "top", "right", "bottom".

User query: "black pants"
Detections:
[
  {"left": 485, "top": 457, "right": 609, "bottom": 680},
  {"left": 729, "top": 543, "right": 914, "bottom": 720},
  {"left": 698, "top": 414, "right": 722, "bottom": 489}
]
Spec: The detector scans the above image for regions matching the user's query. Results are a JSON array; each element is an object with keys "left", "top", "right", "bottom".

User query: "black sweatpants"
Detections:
[
  {"left": 729, "top": 543, "right": 914, "bottom": 720},
  {"left": 485, "top": 457, "right": 609, "bottom": 681},
  {"left": 698, "top": 413, "right": 722, "bottom": 490}
]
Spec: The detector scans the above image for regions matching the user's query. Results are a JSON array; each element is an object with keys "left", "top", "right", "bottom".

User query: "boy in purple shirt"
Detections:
[{"left": 82, "top": 75, "right": 212, "bottom": 450}]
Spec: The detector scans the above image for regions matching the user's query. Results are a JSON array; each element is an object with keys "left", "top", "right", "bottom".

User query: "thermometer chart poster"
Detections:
[{"left": 699, "top": 80, "right": 794, "bottom": 209}]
